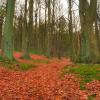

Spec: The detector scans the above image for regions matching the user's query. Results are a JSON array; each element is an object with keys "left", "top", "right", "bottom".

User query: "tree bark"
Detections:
[
  {"left": 79, "top": 0, "right": 99, "bottom": 63},
  {"left": 46, "top": 0, "right": 51, "bottom": 57},
  {"left": 68, "top": 0, "right": 76, "bottom": 61},
  {"left": 22, "top": 0, "right": 29, "bottom": 58},
  {"left": 2, "top": 0, "right": 16, "bottom": 60},
  {"left": 0, "top": 16, "right": 3, "bottom": 48}
]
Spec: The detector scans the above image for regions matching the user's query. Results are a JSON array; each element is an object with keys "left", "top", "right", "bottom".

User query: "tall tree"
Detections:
[
  {"left": 95, "top": 14, "right": 100, "bottom": 55},
  {"left": 2, "top": 0, "right": 16, "bottom": 60},
  {"left": 28, "top": 0, "right": 34, "bottom": 54},
  {"left": 50, "top": 0, "right": 56, "bottom": 56},
  {"left": 0, "top": 10, "right": 4, "bottom": 48},
  {"left": 68, "top": 0, "right": 76, "bottom": 61},
  {"left": 78, "top": 0, "right": 99, "bottom": 63},
  {"left": 22, "top": 0, "right": 28, "bottom": 58},
  {"left": 22, "top": 0, "right": 33, "bottom": 58},
  {"left": 46, "top": 0, "right": 51, "bottom": 57}
]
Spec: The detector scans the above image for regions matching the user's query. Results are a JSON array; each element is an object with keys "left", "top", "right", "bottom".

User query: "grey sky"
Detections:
[{"left": 0, "top": 0, "right": 79, "bottom": 20}]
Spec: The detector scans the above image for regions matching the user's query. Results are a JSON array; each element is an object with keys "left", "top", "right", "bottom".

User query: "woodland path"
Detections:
[{"left": 0, "top": 52, "right": 89, "bottom": 100}]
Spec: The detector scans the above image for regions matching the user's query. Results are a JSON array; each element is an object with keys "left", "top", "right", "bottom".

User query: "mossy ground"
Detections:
[{"left": 61, "top": 64, "right": 100, "bottom": 99}]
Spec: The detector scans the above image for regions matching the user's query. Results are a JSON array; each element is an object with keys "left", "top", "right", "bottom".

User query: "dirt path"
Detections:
[{"left": 0, "top": 52, "right": 88, "bottom": 100}]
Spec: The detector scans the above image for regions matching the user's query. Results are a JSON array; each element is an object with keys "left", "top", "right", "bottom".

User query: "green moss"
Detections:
[
  {"left": 70, "top": 64, "right": 100, "bottom": 77},
  {"left": 0, "top": 56, "right": 15, "bottom": 64},
  {"left": 88, "top": 94, "right": 96, "bottom": 100},
  {"left": 79, "top": 80, "right": 86, "bottom": 90},
  {"left": 0, "top": 57, "right": 36, "bottom": 71},
  {"left": 20, "top": 54, "right": 30, "bottom": 59},
  {"left": 60, "top": 65, "right": 71, "bottom": 78},
  {"left": 19, "top": 63, "right": 36, "bottom": 71},
  {"left": 61, "top": 64, "right": 100, "bottom": 90}
]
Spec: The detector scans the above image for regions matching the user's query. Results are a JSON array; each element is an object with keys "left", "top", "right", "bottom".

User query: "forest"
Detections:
[{"left": 0, "top": 0, "right": 100, "bottom": 99}]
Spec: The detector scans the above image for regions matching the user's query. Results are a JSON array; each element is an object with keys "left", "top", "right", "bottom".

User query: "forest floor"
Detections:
[{"left": 0, "top": 52, "right": 99, "bottom": 100}]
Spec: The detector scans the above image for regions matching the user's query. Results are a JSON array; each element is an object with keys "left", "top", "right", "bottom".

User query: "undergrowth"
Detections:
[
  {"left": 61, "top": 64, "right": 100, "bottom": 99},
  {"left": 0, "top": 57, "right": 36, "bottom": 71},
  {"left": 61, "top": 64, "right": 100, "bottom": 90}
]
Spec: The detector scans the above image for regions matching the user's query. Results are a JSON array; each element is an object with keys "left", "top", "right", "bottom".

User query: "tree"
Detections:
[
  {"left": 28, "top": 0, "right": 34, "bottom": 55},
  {"left": 68, "top": 0, "right": 76, "bottom": 61},
  {"left": 2, "top": 0, "right": 16, "bottom": 60},
  {"left": 46, "top": 0, "right": 51, "bottom": 57},
  {"left": 22, "top": 0, "right": 28, "bottom": 58},
  {"left": 78, "top": 0, "right": 100, "bottom": 63},
  {"left": 0, "top": 8, "right": 4, "bottom": 48},
  {"left": 95, "top": 13, "right": 100, "bottom": 55},
  {"left": 22, "top": 0, "right": 34, "bottom": 59}
]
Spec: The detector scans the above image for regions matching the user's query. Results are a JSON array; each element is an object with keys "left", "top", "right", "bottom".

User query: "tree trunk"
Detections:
[
  {"left": 22, "top": 0, "right": 34, "bottom": 59},
  {"left": 95, "top": 15, "right": 100, "bottom": 55},
  {"left": 28, "top": 0, "right": 34, "bottom": 55},
  {"left": 78, "top": 0, "right": 99, "bottom": 63},
  {"left": 80, "top": 22, "right": 99, "bottom": 63},
  {"left": 0, "top": 16, "right": 3, "bottom": 48},
  {"left": 2, "top": 0, "right": 15, "bottom": 60},
  {"left": 46, "top": 0, "right": 51, "bottom": 57},
  {"left": 68, "top": 0, "right": 76, "bottom": 61},
  {"left": 22, "top": 0, "right": 29, "bottom": 58}
]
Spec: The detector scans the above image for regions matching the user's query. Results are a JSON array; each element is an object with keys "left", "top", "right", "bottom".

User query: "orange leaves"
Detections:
[
  {"left": 0, "top": 66, "right": 88, "bottom": 99},
  {"left": 0, "top": 52, "right": 88, "bottom": 99},
  {"left": 86, "top": 80, "right": 100, "bottom": 97}
]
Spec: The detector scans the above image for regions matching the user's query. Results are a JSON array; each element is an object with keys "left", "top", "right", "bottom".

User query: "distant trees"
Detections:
[{"left": 1, "top": 0, "right": 100, "bottom": 63}]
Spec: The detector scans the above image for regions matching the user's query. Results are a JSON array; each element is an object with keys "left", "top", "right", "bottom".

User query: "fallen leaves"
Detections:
[
  {"left": 0, "top": 52, "right": 98, "bottom": 100},
  {"left": 86, "top": 80, "right": 100, "bottom": 99}
]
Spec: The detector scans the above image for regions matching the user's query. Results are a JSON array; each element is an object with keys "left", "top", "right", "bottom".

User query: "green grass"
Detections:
[
  {"left": 0, "top": 56, "right": 15, "bottom": 64},
  {"left": 61, "top": 64, "right": 100, "bottom": 90},
  {"left": 7, "top": 62, "right": 37, "bottom": 71},
  {"left": 3, "top": 62, "right": 36, "bottom": 71},
  {"left": 70, "top": 64, "right": 100, "bottom": 76},
  {"left": 0, "top": 57, "right": 37, "bottom": 71},
  {"left": 19, "top": 63, "right": 36, "bottom": 71},
  {"left": 88, "top": 94, "right": 96, "bottom": 100}
]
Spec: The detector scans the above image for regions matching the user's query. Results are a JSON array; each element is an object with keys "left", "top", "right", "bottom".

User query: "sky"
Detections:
[
  {"left": 0, "top": 0, "right": 80, "bottom": 31},
  {"left": 0, "top": 0, "right": 79, "bottom": 15},
  {"left": 0, "top": 0, "right": 79, "bottom": 24},
  {"left": 59, "top": 0, "right": 79, "bottom": 19}
]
